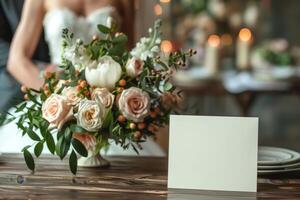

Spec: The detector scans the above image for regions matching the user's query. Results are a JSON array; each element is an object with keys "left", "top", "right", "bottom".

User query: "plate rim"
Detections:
[{"left": 258, "top": 146, "right": 300, "bottom": 165}]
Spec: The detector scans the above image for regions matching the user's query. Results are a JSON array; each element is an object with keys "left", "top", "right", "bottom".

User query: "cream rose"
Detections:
[
  {"left": 91, "top": 88, "right": 114, "bottom": 108},
  {"left": 85, "top": 56, "right": 122, "bottom": 90},
  {"left": 118, "top": 87, "right": 150, "bottom": 122},
  {"left": 42, "top": 94, "right": 73, "bottom": 129},
  {"left": 125, "top": 57, "right": 144, "bottom": 77},
  {"left": 62, "top": 87, "right": 82, "bottom": 106},
  {"left": 76, "top": 100, "right": 104, "bottom": 132}
]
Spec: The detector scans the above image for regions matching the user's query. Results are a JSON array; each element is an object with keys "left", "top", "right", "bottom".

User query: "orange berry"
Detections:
[
  {"left": 119, "top": 79, "right": 126, "bottom": 87},
  {"left": 21, "top": 85, "right": 27, "bottom": 93},
  {"left": 76, "top": 85, "right": 83, "bottom": 91},
  {"left": 24, "top": 94, "right": 29, "bottom": 101},
  {"left": 44, "top": 71, "right": 52, "bottom": 79},
  {"left": 80, "top": 80, "right": 87, "bottom": 88},
  {"left": 138, "top": 123, "right": 145, "bottom": 130},
  {"left": 45, "top": 90, "right": 51, "bottom": 96},
  {"left": 92, "top": 35, "right": 98, "bottom": 40},
  {"left": 117, "top": 115, "right": 126, "bottom": 123},
  {"left": 133, "top": 131, "right": 142, "bottom": 140},
  {"left": 43, "top": 85, "right": 49, "bottom": 91},
  {"left": 149, "top": 111, "right": 157, "bottom": 118},
  {"left": 129, "top": 123, "right": 136, "bottom": 129}
]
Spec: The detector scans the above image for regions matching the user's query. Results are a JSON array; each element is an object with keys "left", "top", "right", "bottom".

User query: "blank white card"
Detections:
[{"left": 168, "top": 115, "right": 258, "bottom": 192}]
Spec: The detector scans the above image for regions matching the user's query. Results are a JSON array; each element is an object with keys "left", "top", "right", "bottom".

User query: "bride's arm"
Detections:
[{"left": 7, "top": 0, "right": 46, "bottom": 90}]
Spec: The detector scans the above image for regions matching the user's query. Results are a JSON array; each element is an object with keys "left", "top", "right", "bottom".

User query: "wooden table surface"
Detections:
[{"left": 0, "top": 154, "right": 300, "bottom": 199}]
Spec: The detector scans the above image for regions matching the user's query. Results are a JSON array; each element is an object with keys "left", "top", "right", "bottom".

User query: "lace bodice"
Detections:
[{"left": 43, "top": 6, "right": 117, "bottom": 65}]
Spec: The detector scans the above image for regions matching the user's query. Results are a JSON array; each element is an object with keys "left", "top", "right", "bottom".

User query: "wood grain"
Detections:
[{"left": 0, "top": 154, "right": 300, "bottom": 199}]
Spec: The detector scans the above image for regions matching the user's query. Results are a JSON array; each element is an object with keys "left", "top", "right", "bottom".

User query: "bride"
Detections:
[{"left": 1, "top": 0, "right": 165, "bottom": 156}]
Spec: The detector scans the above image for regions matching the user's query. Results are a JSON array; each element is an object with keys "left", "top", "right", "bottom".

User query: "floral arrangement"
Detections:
[
  {"left": 1, "top": 20, "right": 193, "bottom": 174},
  {"left": 251, "top": 39, "right": 298, "bottom": 68}
]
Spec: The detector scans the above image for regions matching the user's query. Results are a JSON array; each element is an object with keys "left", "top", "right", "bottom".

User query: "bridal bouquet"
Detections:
[{"left": 1, "top": 20, "right": 194, "bottom": 174}]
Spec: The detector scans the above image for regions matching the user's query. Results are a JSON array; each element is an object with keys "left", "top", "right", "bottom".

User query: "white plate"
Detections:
[
  {"left": 258, "top": 161, "right": 300, "bottom": 170},
  {"left": 258, "top": 167, "right": 300, "bottom": 175},
  {"left": 258, "top": 146, "right": 300, "bottom": 165}
]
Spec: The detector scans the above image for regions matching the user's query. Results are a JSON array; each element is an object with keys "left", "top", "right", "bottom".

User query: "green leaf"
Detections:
[
  {"left": 70, "top": 124, "right": 87, "bottom": 133},
  {"left": 21, "top": 145, "right": 31, "bottom": 152},
  {"left": 112, "top": 34, "right": 128, "bottom": 44},
  {"left": 97, "top": 24, "right": 111, "bottom": 34},
  {"left": 34, "top": 141, "right": 44, "bottom": 157},
  {"left": 15, "top": 102, "right": 27, "bottom": 112},
  {"left": 26, "top": 128, "right": 41, "bottom": 141},
  {"left": 45, "top": 133, "right": 55, "bottom": 154},
  {"left": 72, "top": 138, "right": 88, "bottom": 157},
  {"left": 23, "top": 149, "right": 35, "bottom": 171},
  {"left": 69, "top": 150, "right": 77, "bottom": 175},
  {"left": 102, "top": 110, "right": 113, "bottom": 128},
  {"left": 164, "top": 82, "right": 173, "bottom": 91}
]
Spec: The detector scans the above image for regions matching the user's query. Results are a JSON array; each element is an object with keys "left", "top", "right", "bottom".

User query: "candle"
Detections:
[
  {"left": 204, "top": 35, "right": 220, "bottom": 74},
  {"left": 236, "top": 28, "right": 252, "bottom": 70}
]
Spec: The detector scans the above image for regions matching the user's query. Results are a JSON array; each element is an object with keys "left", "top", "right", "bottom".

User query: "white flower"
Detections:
[
  {"left": 130, "top": 20, "right": 162, "bottom": 61},
  {"left": 125, "top": 57, "right": 144, "bottom": 77},
  {"left": 62, "top": 39, "right": 96, "bottom": 71},
  {"left": 85, "top": 56, "right": 122, "bottom": 90},
  {"left": 76, "top": 100, "right": 105, "bottom": 132}
]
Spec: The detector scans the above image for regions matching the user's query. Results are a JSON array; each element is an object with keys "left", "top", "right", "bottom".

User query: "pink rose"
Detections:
[
  {"left": 118, "top": 87, "right": 150, "bottom": 122},
  {"left": 42, "top": 94, "right": 73, "bottom": 129},
  {"left": 73, "top": 133, "right": 96, "bottom": 151},
  {"left": 62, "top": 87, "right": 82, "bottom": 106},
  {"left": 125, "top": 57, "right": 144, "bottom": 77},
  {"left": 91, "top": 88, "right": 114, "bottom": 108}
]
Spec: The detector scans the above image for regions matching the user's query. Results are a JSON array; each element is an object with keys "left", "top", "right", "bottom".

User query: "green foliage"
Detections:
[
  {"left": 69, "top": 150, "right": 77, "bottom": 175},
  {"left": 72, "top": 138, "right": 88, "bottom": 157},
  {"left": 23, "top": 149, "right": 35, "bottom": 171}
]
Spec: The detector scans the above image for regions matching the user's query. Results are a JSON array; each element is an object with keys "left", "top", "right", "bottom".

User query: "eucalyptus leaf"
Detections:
[
  {"left": 34, "top": 141, "right": 44, "bottom": 157},
  {"left": 69, "top": 150, "right": 77, "bottom": 175},
  {"left": 72, "top": 138, "right": 88, "bottom": 157},
  {"left": 97, "top": 24, "right": 110, "bottom": 34},
  {"left": 23, "top": 149, "right": 35, "bottom": 171},
  {"left": 26, "top": 128, "right": 41, "bottom": 141},
  {"left": 46, "top": 132, "right": 55, "bottom": 154}
]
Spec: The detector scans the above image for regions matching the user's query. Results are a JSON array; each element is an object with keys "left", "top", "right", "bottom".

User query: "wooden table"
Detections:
[{"left": 0, "top": 154, "right": 300, "bottom": 199}]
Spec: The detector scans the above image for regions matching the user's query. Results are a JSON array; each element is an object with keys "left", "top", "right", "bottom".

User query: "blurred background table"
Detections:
[
  {"left": 174, "top": 70, "right": 300, "bottom": 116},
  {"left": 0, "top": 154, "right": 300, "bottom": 199}
]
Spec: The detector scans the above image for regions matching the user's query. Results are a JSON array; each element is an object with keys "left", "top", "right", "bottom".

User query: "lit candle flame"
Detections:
[
  {"left": 239, "top": 28, "right": 252, "bottom": 42},
  {"left": 154, "top": 4, "right": 163, "bottom": 16},
  {"left": 208, "top": 35, "right": 221, "bottom": 47}
]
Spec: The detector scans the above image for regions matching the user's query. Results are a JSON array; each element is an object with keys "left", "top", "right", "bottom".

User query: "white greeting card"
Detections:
[{"left": 168, "top": 115, "right": 258, "bottom": 192}]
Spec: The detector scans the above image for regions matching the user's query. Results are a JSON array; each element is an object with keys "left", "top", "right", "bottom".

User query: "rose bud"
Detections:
[
  {"left": 138, "top": 123, "right": 146, "bottom": 130},
  {"left": 21, "top": 85, "right": 27, "bottom": 93},
  {"left": 133, "top": 131, "right": 142, "bottom": 140},
  {"left": 117, "top": 115, "right": 126, "bottom": 123},
  {"left": 119, "top": 79, "right": 126, "bottom": 87},
  {"left": 129, "top": 123, "right": 136, "bottom": 129}
]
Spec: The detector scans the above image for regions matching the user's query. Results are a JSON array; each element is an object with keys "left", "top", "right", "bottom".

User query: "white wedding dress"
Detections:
[{"left": 0, "top": 7, "right": 165, "bottom": 157}]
